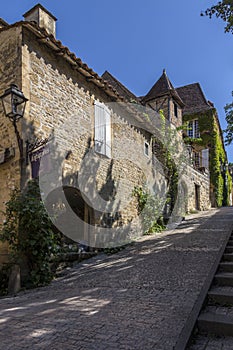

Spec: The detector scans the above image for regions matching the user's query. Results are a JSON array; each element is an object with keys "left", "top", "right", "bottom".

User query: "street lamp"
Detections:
[{"left": 0, "top": 84, "right": 28, "bottom": 161}]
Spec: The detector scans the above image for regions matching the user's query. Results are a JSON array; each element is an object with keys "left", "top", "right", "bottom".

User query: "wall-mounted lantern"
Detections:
[
  {"left": 0, "top": 84, "right": 28, "bottom": 122},
  {"left": 0, "top": 84, "right": 28, "bottom": 161}
]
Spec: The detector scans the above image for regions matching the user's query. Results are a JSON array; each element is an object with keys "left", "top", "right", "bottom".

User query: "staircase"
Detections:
[
  {"left": 187, "top": 234, "right": 233, "bottom": 348},
  {"left": 197, "top": 236, "right": 233, "bottom": 337}
]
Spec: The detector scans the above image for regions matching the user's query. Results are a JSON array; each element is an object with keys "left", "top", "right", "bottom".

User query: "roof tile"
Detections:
[{"left": 176, "top": 83, "right": 212, "bottom": 115}]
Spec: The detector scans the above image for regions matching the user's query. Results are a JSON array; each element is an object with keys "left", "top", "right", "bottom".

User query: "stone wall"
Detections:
[
  {"left": 21, "top": 27, "right": 159, "bottom": 246},
  {"left": 185, "top": 166, "right": 210, "bottom": 212},
  {"left": 146, "top": 96, "right": 183, "bottom": 128},
  {"left": 0, "top": 27, "right": 23, "bottom": 263}
]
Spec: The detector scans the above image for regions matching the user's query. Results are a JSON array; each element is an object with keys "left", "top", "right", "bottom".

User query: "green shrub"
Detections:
[
  {"left": 132, "top": 186, "right": 165, "bottom": 235},
  {"left": 0, "top": 179, "right": 61, "bottom": 289}
]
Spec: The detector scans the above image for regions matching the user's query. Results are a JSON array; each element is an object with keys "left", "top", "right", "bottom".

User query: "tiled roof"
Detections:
[
  {"left": 142, "top": 69, "right": 184, "bottom": 107},
  {"left": 176, "top": 83, "right": 213, "bottom": 115},
  {"left": 0, "top": 20, "right": 159, "bottom": 136},
  {"left": 0, "top": 18, "right": 9, "bottom": 28},
  {"left": 102, "top": 71, "right": 139, "bottom": 103},
  {"left": 0, "top": 21, "right": 128, "bottom": 103}
]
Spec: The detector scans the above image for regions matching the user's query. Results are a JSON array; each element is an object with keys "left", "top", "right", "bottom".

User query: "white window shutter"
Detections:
[
  {"left": 201, "top": 149, "right": 209, "bottom": 168},
  {"left": 95, "top": 103, "right": 105, "bottom": 154},
  {"left": 105, "top": 108, "right": 111, "bottom": 158},
  {"left": 94, "top": 102, "right": 111, "bottom": 158}
]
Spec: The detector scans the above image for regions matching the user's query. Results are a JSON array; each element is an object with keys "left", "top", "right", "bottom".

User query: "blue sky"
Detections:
[{"left": 2, "top": 0, "right": 233, "bottom": 161}]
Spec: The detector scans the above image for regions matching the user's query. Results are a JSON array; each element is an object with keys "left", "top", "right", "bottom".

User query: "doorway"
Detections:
[{"left": 195, "top": 184, "right": 200, "bottom": 211}]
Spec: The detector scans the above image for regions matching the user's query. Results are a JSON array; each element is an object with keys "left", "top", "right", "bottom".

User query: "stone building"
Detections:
[
  {"left": 104, "top": 69, "right": 211, "bottom": 213},
  {"left": 176, "top": 83, "right": 231, "bottom": 207},
  {"left": 104, "top": 68, "right": 231, "bottom": 209},
  {"left": 0, "top": 5, "right": 211, "bottom": 264}
]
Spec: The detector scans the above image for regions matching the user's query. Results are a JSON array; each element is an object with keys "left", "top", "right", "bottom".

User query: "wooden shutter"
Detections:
[
  {"left": 94, "top": 101, "right": 111, "bottom": 157},
  {"left": 105, "top": 108, "right": 111, "bottom": 158}
]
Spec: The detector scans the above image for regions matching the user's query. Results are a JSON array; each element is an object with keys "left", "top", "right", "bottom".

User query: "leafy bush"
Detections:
[
  {"left": 132, "top": 186, "right": 165, "bottom": 235},
  {"left": 0, "top": 179, "right": 61, "bottom": 288}
]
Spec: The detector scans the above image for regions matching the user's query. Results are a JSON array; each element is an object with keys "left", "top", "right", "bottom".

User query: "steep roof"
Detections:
[
  {"left": 0, "top": 18, "right": 9, "bottom": 28},
  {"left": 102, "top": 71, "right": 139, "bottom": 103},
  {"left": 0, "top": 21, "right": 129, "bottom": 103},
  {"left": 142, "top": 69, "right": 184, "bottom": 107},
  {"left": 0, "top": 19, "right": 159, "bottom": 136},
  {"left": 176, "top": 83, "right": 213, "bottom": 115}
]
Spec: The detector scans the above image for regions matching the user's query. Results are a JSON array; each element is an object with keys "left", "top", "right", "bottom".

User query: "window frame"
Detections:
[{"left": 187, "top": 119, "right": 200, "bottom": 139}]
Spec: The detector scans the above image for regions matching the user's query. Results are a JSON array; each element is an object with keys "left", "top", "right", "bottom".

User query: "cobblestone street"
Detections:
[{"left": 0, "top": 208, "right": 233, "bottom": 350}]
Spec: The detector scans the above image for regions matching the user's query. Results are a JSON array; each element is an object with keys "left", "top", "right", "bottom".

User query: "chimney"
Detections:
[{"left": 23, "top": 4, "right": 57, "bottom": 37}]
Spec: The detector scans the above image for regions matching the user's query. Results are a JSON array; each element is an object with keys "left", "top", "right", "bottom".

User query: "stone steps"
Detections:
[
  {"left": 198, "top": 312, "right": 233, "bottom": 336},
  {"left": 219, "top": 262, "right": 233, "bottom": 272},
  {"left": 208, "top": 287, "right": 233, "bottom": 305},
  {"left": 223, "top": 253, "right": 233, "bottom": 262},
  {"left": 225, "top": 247, "right": 233, "bottom": 254},
  {"left": 214, "top": 273, "right": 233, "bottom": 287},
  {"left": 195, "top": 233, "right": 233, "bottom": 338}
]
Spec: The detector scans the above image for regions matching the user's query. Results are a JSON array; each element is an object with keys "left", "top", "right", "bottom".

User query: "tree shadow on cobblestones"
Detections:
[{"left": 0, "top": 208, "right": 233, "bottom": 350}]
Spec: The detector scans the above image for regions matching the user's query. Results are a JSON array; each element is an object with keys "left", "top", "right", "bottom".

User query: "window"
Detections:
[
  {"left": 188, "top": 119, "right": 200, "bottom": 138},
  {"left": 144, "top": 142, "right": 149, "bottom": 157},
  {"left": 174, "top": 103, "right": 178, "bottom": 118},
  {"left": 201, "top": 149, "right": 209, "bottom": 169},
  {"left": 94, "top": 101, "right": 111, "bottom": 158},
  {"left": 193, "top": 151, "right": 200, "bottom": 168}
]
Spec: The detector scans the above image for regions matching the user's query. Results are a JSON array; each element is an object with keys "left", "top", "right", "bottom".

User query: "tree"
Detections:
[
  {"left": 224, "top": 93, "right": 233, "bottom": 145},
  {"left": 202, "top": 1, "right": 233, "bottom": 145},
  {"left": 201, "top": 1, "right": 233, "bottom": 33}
]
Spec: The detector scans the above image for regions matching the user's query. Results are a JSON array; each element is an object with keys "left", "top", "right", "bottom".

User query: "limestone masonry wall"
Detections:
[
  {"left": 22, "top": 27, "right": 157, "bottom": 243},
  {"left": 0, "top": 27, "right": 23, "bottom": 263}
]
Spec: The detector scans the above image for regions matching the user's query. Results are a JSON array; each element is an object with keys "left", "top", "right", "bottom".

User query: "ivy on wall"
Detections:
[{"left": 183, "top": 110, "right": 232, "bottom": 207}]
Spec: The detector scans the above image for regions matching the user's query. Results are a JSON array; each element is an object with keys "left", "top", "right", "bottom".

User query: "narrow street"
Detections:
[{"left": 0, "top": 208, "right": 233, "bottom": 350}]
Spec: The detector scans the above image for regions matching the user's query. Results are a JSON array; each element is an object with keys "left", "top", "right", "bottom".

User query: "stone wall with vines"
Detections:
[{"left": 183, "top": 109, "right": 232, "bottom": 207}]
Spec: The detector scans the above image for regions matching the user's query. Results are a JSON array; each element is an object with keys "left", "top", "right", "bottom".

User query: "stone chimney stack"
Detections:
[{"left": 23, "top": 4, "right": 57, "bottom": 37}]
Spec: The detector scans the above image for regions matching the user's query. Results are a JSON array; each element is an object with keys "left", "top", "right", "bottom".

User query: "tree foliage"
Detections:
[
  {"left": 202, "top": 2, "right": 233, "bottom": 145},
  {"left": 224, "top": 92, "right": 233, "bottom": 145},
  {"left": 202, "top": 1, "right": 233, "bottom": 33}
]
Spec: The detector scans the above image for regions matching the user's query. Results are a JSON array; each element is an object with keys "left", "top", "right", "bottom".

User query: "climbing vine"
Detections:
[{"left": 183, "top": 110, "right": 231, "bottom": 206}]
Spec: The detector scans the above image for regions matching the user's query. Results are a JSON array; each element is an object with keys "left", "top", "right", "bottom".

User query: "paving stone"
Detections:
[{"left": 0, "top": 208, "right": 233, "bottom": 350}]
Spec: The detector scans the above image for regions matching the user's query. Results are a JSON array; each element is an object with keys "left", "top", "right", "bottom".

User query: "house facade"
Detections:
[
  {"left": 0, "top": 5, "right": 214, "bottom": 264},
  {"left": 176, "top": 83, "right": 232, "bottom": 207}
]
